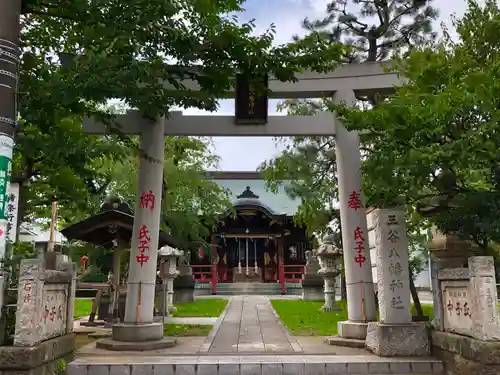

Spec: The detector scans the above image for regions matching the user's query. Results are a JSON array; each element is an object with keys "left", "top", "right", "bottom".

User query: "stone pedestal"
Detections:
[
  {"left": 96, "top": 323, "right": 176, "bottom": 350},
  {"left": 334, "top": 89, "right": 376, "bottom": 338},
  {"left": 302, "top": 276, "right": 324, "bottom": 301},
  {"left": 301, "top": 250, "right": 324, "bottom": 302},
  {"left": 173, "top": 275, "right": 195, "bottom": 303},
  {"left": 97, "top": 291, "right": 126, "bottom": 321},
  {"left": 173, "top": 251, "right": 195, "bottom": 303},
  {"left": 365, "top": 322, "right": 430, "bottom": 357},
  {"left": 338, "top": 321, "right": 368, "bottom": 340}
]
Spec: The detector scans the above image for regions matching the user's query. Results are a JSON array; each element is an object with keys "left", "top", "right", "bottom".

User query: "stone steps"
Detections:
[
  {"left": 195, "top": 282, "right": 307, "bottom": 295},
  {"left": 69, "top": 355, "right": 444, "bottom": 375}
]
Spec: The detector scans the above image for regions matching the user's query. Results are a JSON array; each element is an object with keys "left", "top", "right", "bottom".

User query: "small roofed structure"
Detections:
[
  {"left": 61, "top": 197, "right": 178, "bottom": 326},
  {"left": 61, "top": 197, "right": 177, "bottom": 249}
]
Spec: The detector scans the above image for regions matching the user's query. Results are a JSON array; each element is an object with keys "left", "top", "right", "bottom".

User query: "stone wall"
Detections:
[
  {"left": 431, "top": 256, "right": 500, "bottom": 375},
  {"left": 0, "top": 257, "right": 76, "bottom": 375},
  {"left": 432, "top": 330, "right": 500, "bottom": 375}
]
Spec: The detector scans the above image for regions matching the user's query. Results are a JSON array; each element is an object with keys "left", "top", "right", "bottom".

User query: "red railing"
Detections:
[
  {"left": 277, "top": 264, "right": 305, "bottom": 294},
  {"left": 192, "top": 264, "right": 304, "bottom": 295},
  {"left": 192, "top": 264, "right": 217, "bottom": 294},
  {"left": 283, "top": 265, "right": 305, "bottom": 282}
]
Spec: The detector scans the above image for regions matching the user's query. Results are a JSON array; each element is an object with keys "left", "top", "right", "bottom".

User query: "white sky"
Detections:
[{"left": 182, "top": 0, "right": 472, "bottom": 171}]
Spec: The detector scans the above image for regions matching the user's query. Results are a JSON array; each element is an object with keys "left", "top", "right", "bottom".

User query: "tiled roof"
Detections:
[{"left": 212, "top": 178, "right": 300, "bottom": 216}]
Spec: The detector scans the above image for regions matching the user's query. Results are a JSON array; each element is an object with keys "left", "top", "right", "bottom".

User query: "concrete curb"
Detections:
[
  {"left": 68, "top": 355, "right": 445, "bottom": 375},
  {"left": 198, "top": 297, "right": 232, "bottom": 353}
]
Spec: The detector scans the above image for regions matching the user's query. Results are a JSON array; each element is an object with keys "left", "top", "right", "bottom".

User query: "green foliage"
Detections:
[
  {"left": 263, "top": 1, "right": 500, "bottom": 258},
  {"left": 53, "top": 359, "right": 67, "bottom": 375},
  {"left": 103, "top": 136, "right": 232, "bottom": 251},
  {"left": 261, "top": 0, "right": 440, "bottom": 235},
  {"left": 300, "top": 0, "right": 439, "bottom": 62},
  {"left": 16, "top": 0, "right": 350, "bottom": 253},
  {"left": 22, "top": 0, "right": 348, "bottom": 120},
  {"left": 336, "top": 0, "right": 500, "bottom": 249}
]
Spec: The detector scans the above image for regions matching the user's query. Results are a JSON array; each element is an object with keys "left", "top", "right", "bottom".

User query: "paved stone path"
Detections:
[{"left": 208, "top": 295, "right": 300, "bottom": 353}]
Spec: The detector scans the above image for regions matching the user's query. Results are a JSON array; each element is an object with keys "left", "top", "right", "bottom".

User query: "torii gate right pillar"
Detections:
[{"left": 334, "top": 89, "right": 377, "bottom": 340}]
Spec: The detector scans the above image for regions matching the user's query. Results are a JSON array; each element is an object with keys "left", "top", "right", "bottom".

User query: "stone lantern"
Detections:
[
  {"left": 316, "top": 234, "right": 343, "bottom": 311},
  {"left": 158, "top": 245, "right": 183, "bottom": 316}
]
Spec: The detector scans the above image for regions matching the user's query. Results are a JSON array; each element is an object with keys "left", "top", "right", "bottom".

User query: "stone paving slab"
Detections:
[
  {"left": 207, "top": 295, "right": 298, "bottom": 353},
  {"left": 69, "top": 354, "right": 444, "bottom": 375}
]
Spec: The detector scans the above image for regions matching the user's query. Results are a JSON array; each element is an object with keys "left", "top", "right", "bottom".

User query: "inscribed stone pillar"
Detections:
[
  {"left": 428, "top": 231, "right": 470, "bottom": 330},
  {"left": 372, "top": 208, "right": 411, "bottom": 324},
  {"left": 14, "top": 259, "right": 44, "bottom": 346},
  {"left": 334, "top": 89, "right": 376, "bottom": 337},
  {"left": 365, "top": 208, "right": 430, "bottom": 356},
  {"left": 124, "top": 118, "right": 165, "bottom": 324},
  {"left": 468, "top": 256, "right": 500, "bottom": 341}
]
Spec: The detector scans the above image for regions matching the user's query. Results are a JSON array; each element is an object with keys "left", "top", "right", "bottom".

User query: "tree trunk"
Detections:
[
  {"left": 410, "top": 270, "right": 424, "bottom": 316},
  {"left": 340, "top": 274, "right": 347, "bottom": 300}
]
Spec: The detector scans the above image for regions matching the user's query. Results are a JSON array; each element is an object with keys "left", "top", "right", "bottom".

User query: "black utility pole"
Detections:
[
  {"left": 0, "top": 1, "right": 21, "bottom": 135},
  {"left": 0, "top": 0, "right": 21, "bottom": 342}
]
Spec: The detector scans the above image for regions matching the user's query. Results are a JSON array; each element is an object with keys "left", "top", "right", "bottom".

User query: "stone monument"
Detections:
[
  {"left": 431, "top": 255, "right": 500, "bottom": 375},
  {"left": 0, "top": 256, "right": 76, "bottom": 375},
  {"left": 157, "top": 245, "right": 182, "bottom": 315},
  {"left": 301, "top": 250, "right": 324, "bottom": 301},
  {"left": 365, "top": 208, "right": 430, "bottom": 357},
  {"left": 173, "top": 250, "right": 195, "bottom": 303},
  {"left": 316, "top": 235, "right": 343, "bottom": 311}
]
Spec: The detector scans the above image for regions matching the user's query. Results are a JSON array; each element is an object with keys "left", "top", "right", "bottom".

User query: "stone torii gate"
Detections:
[{"left": 84, "top": 61, "right": 403, "bottom": 349}]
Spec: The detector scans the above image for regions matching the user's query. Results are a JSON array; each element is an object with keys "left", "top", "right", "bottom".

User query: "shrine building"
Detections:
[{"left": 191, "top": 171, "right": 311, "bottom": 294}]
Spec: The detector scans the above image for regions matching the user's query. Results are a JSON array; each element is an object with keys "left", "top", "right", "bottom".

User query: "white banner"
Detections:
[{"left": 6, "top": 182, "right": 19, "bottom": 243}]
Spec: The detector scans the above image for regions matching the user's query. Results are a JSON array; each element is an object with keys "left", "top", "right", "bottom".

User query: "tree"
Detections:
[
  {"left": 300, "top": 0, "right": 439, "bottom": 62},
  {"left": 12, "top": 115, "right": 127, "bottom": 228},
  {"left": 12, "top": 0, "right": 350, "bottom": 233},
  {"left": 103, "top": 136, "right": 232, "bottom": 251},
  {"left": 20, "top": 0, "right": 347, "bottom": 123},
  {"left": 261, "top": 0, "right": 440, "bottom": 233},
  {"left": 334, "top": 0, "right": 500, "bottom": 251}
]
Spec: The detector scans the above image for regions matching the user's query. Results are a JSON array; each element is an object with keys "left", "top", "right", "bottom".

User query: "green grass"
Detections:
[
  {"left": 172, "top": 298, "right": 228, "bottom": 318},
  {"left": 271, "top": 299, "right": 348, "bottom": 336},
  {"left": 163, "top": 324, "right": 213, "bottom": 337},
  {"left": 73, "top": 298, "right": 228, "bottom": 319},
  {"left": 411, "top": 303, "right": 435, "bottom": 319},
  {"left": 272, "top": 300, "right": 500, "bottom": 336},
  {"left": 74, "top": 299, "right": 93, "bottom": 318}
]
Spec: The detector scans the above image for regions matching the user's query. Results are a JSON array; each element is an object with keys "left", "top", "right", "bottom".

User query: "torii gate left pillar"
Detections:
[{"left": 96, "top": 116, "right": 176, "bottom": 350}]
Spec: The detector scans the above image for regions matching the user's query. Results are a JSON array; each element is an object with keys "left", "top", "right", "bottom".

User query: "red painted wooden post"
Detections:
[
  {"left": 278, "top": 236, "right": 286, "bottom": 294},
  {"left": 211, "top": 233, "right": 217, "bottom": 294}
]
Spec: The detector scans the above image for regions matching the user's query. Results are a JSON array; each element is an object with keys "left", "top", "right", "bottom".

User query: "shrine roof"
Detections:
[
  {"left": 61, "top": 199, "right": 178, "bottom": 250},
  {"left": 206, "top": 171, "right": 300, "bottom": 216}
]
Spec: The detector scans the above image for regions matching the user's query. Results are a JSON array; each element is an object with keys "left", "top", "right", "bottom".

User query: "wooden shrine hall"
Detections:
[{"left": 191, "top": 172, "right": 311, "bottom": 293}]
